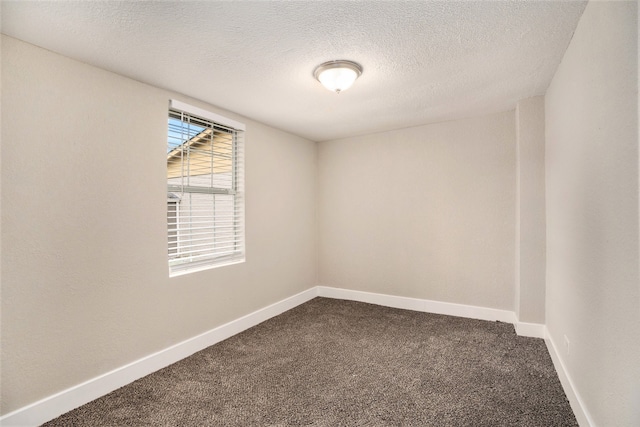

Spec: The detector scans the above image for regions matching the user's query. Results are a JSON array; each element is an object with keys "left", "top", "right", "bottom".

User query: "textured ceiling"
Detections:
[{"left": 1, "top": 1, "right": 587, "bottom": 142}]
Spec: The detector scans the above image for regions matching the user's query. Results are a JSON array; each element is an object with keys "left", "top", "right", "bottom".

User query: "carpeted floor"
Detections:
[{"left": 43, "top": 298, "right": 577, "bottom": 426}]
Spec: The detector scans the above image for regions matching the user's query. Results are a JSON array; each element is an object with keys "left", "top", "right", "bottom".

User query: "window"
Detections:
[{"left": 167, "top": 100, "right": 245, "bottom": 276}]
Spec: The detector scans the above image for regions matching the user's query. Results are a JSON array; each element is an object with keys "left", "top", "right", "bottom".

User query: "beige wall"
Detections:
[
  {"left": 0, "top": 35, "right": 317, "bottom": 415},
  {"left": 318, "top": 112, "right": 516, "bottom": 310},
  {"left": 515, "top": 97, "right": 546, "bottom": 324},
  {"left": 545, "top": 2, "right": 639, "bottom": 426}
]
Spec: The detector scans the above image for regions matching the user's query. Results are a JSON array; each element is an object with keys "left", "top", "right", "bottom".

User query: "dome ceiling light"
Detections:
[{"left": 313, "top": 60, "right": 363, "bottom": 94}]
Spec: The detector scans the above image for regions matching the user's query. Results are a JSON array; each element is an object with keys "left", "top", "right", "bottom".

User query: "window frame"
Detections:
[{"left": 167, "top": 100, "right": 246, "bottom": 276}]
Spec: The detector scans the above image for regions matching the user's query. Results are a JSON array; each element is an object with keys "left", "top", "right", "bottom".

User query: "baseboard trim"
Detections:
[
  {"left": 515, "top": 321, "right": 546, "bottom": 338},
  {"left": 2, "top": 286, "right": 576, "bottom": 427},
  {"left": 317, "top": 286, "right": 517, "bottom": 324},
  {"left": 0, "top": 287, "right": 318, "bottom": 427},
  {"left": 545, "top": 331, "right": 594, "bottom": 427}
]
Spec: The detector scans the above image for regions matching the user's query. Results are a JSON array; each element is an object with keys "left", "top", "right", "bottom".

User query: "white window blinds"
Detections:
[{"left": 167, "top": 101, "right": 245, "bottom": 276}]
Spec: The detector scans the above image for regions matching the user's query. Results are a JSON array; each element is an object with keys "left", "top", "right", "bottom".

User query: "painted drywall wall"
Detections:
[
  {"left": 545, "top": 1, "right": 639, "bottom": 426},
  {"left": 318, "top": 112, "right": 516, "bottom": 310},
  {"left": 515, "top": 97, "right": 546, "bottom": 324},
  {"left": 0, "top": 35, "right": 317, "bottom": 415}
]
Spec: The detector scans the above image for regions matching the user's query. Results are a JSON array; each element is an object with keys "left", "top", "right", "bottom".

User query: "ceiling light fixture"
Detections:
[{"left": 313, "top": 60, "right": 363, "bottom": 94}]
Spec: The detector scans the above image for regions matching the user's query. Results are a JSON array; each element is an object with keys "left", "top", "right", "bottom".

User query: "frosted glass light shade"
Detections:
[{"left": 314, "top": 60, "right": 362, "bottom": 93}]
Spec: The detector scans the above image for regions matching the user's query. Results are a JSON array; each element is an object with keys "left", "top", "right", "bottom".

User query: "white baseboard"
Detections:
[
  {"left": 515, "top": 321, "right": 546, "bottom": 338},
  {"left": 0, "top": 287, "right": 318, "bottom": 427},
  {"left": 1, "top": 285, "right": 577, "bottom": 427},
  {"left": 318, "top": 286, "right": 548, "bottom": 339},
  {"left": 545, "top": 332, "right": 594, "bottom": 427},
  {"left": 317, "top": 286, "right": 518, "bottom": 324}
]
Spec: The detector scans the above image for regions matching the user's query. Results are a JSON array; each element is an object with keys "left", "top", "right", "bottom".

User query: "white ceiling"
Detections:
[{"left": 1, "top": 1, "right": 587, "bottom": 142}]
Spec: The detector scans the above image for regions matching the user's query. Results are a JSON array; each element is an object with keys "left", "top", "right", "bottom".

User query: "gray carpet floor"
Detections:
[{"left": 42, "top": 297, "right": 577, "bottom": 426}]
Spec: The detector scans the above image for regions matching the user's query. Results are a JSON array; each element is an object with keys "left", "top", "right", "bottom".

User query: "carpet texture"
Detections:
[{"left": 42, "top": 298, "right": 577, "bottom": 426}]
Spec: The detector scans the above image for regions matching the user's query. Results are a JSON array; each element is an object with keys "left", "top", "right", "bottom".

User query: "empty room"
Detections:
[{"left": 1, "top": 1, "right": 638, "bottom": 426}]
